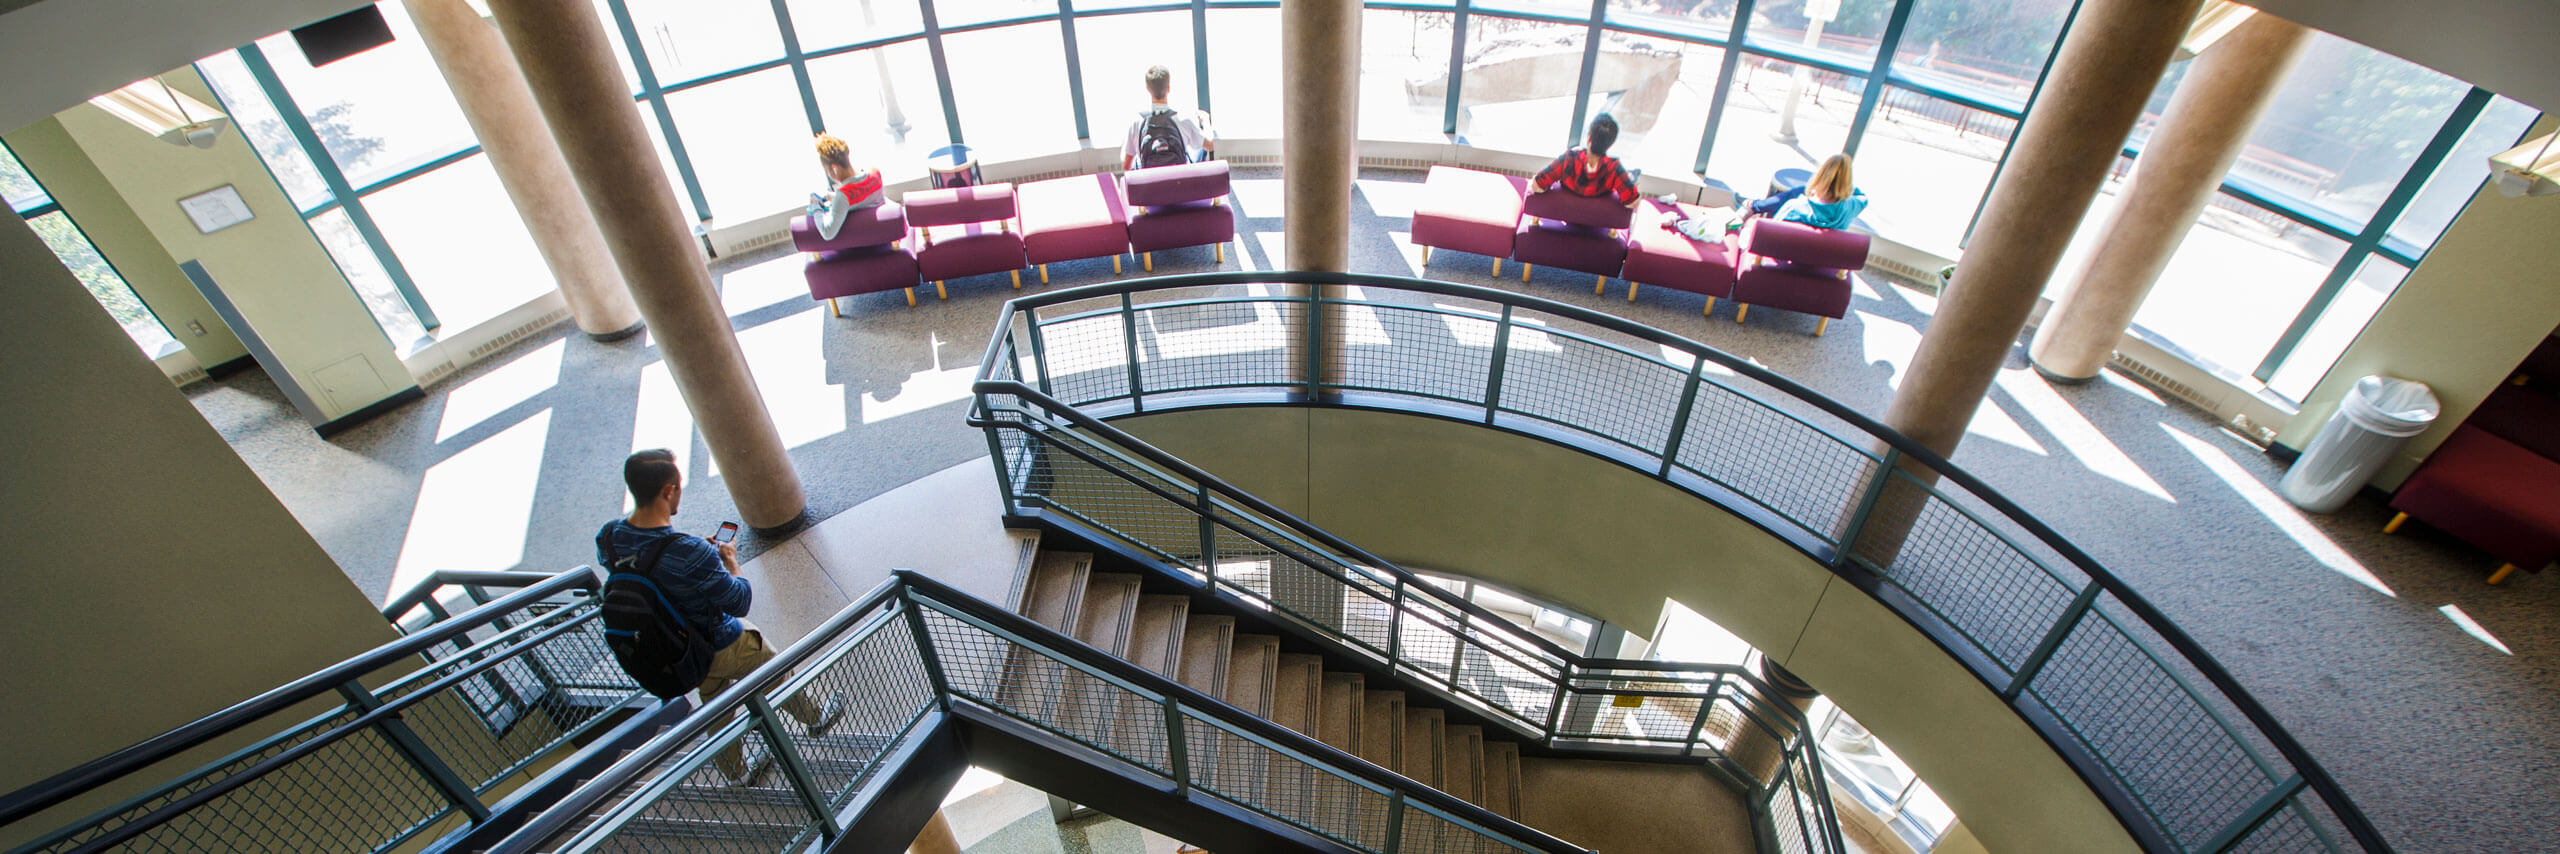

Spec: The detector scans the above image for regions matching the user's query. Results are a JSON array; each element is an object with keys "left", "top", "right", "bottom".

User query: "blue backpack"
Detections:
[{"left": 597, "top": 532, "right": 717, "bottom": 699}]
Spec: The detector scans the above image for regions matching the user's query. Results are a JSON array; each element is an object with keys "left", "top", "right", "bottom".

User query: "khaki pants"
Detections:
[{"left": 705, "top": 620, "right": 824, "bottom": 779}]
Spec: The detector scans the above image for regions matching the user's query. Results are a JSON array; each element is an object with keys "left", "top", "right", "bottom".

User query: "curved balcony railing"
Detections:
[{"left": 968, "top": 271, "right": 2385, "bottom": 853}]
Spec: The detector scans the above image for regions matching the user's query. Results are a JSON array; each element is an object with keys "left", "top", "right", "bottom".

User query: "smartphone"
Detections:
[{"left": 712, "top": 521, "right": 739, "bottom": 545}]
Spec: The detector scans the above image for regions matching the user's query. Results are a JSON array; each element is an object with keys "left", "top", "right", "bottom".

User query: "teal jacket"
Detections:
[{"left": 1777, "top": 189, "right": 1868, "bottom": 230}]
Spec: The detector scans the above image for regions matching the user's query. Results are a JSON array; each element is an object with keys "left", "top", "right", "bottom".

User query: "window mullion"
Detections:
[
  {"left": 1564, "top": 0, "right": 1607, "bottom": 148},
  {"left": 1444, "top": 1, "right": 1472, "bottom": 136},
  {"left": 1192, "top": 0, "right": 1212, "bottom": 113},
  {"left": 918, "top": 0, "right": 967, "bottom": 145},
  {"left": 1692, "top": 0, "right": 1757, "bottom": 176},
  {"left": 237, "top": 43, "right": 442, "bottom": 331},
  {"left": 769, "top": 0, "right": 827, "bottom": 135},
  {"left": 1057, "top": 1, "right": 1092, "bottom": 141},
  {"left": 600, "top": 0, "right": 717, "bottom": 223},
  {"left": 1841, "top": 0, "right": 1921, "bottom": 157}
]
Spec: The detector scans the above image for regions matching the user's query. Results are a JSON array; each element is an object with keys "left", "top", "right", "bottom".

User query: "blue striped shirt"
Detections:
[{"left": 597, "top": 520, "right": 749, "bottom": 650}]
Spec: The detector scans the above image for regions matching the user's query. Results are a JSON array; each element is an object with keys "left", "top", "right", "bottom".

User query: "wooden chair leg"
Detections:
[
  {"left": 1628, "top": 282, "right": 1639, "bottom": 302},
  {"left": 1704, "top": 296, "right": 1716, "bottom": 316},
  {"left": 1039, "top": 264, "right": 1050, "bottom": 285},
  {"left": 1735, "top": 303, "right": 1750, "bottom": 322},
  {"left": 829, "top": 297, "right": 842, "bottom": 318},
  {"left": 1522, "top": 263, "right": 1533, "bottom": 283},
  {"left": 1113, "top": 254, "right": 1123, "bottom": 274},
  {"left": 2489, "top": 563, "right": 2521, "bottom": 585},
  {"left": 1492, "top": 258, "right": 1502, "bottom": 277},
  {"left": 2383, "top": 512, "right": 2409, "bottom": 534},
  {"left": 1421, "top": 245, "right": 1432, "bottom": 264},
  {"left": 1815, "top": 317, "right": 1829, "bottom": 336},
  {"left": 934, "top": 280, "right": 948, "bottom": 300},
  {"left": 1011, "top": 269, "right": 1022, "bottom": 289},
  {"left": 1216, "top": 242, "right": 1225, "bottom": 263},
  {"left": 1144, "top": 252, "right": 1154, "bottom": 272},
  {"left": 904, "top": 287, "right": 917, "bottom": 307}
]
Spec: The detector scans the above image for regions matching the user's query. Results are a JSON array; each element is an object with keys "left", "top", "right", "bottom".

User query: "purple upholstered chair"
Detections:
[
  {"left": 1412, "top": 165, "right": 1529, "bottom": 276},
  {"left": 1124, "top": 160, "right": 1235, "bottom": 272},
  {"left": 1018, "top": 173, "right": 1131, "bottom": 284},
  {"left": 906, "top": 182, "right": 1029, "bottom": 297},
  {"left": 1731, "top": 218, "right": 1870, "bottom": 336},
  {"left": 791, "top": 202, "right": 922, "bottom": 312},
  {"left": 1620, "top": 199, "right": 1738, "bottom": 314},
  {"left": 1512, "top": 190, "right": 1634, "bottom": 294}
]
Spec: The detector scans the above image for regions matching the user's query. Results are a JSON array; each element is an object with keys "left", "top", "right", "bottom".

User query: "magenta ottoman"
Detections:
[
  {"left": 1621, "top": 200, "right": 1737, "bottom": 312},
  {"left": 791, "top": 203, "right": 921, "bottom": 310},
  {"left": 1732, "top": 218, "right": 1869, "bottom": 335},
  {"left": 1126, "top": 160, "right": 1236, "bottom": 271},
  {"left": 1019, "top": 173, "right": 1131, "bottom": 283},
  {"left": 908, "top": 183, "right": 1029, "bottom": 296},
  {"left": 1412, "top": 165, "right": 1528, "bottom": 274}
]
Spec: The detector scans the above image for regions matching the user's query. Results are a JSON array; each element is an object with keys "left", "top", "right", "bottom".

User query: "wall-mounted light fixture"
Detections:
[
  {"left": 2489, "top": 131, "right": 2560, "bottom": 198},
  {"left": 89, "top": 76, "right": 229, "bottom": 149}
]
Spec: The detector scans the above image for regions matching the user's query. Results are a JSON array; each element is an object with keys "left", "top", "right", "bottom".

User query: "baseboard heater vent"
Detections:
[
  {"left": 1359, "top": 156, "right": 1439, "bottom": 172},
  {"left": 451, "top": 309, "right": 572, "bottom": 372},
  {"left": 168, "top": 366, "right": 209, "bottom": 387},
  {"left": 1862, "top": 254, "right": 1940, "bottom": 290},
  {"left": 2108, "top": 351, "right": 2216, "bottom": 410}
]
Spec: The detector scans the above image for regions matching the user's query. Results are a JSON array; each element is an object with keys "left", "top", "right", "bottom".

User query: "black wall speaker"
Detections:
[{"left": 292, "top": 5, "right": 396, "bottom": 68}]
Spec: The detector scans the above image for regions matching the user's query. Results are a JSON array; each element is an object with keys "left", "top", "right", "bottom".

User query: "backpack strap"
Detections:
[{"left": 599, "top": 528, "right": 684, "bottom": 579}]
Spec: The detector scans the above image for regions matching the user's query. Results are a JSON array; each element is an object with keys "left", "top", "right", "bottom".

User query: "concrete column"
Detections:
[
  {"left": 1281, "top": 0, "right": 1359, "bottom": 273},
  {"left": 407, "top": 0, "right": 642, "bottom": 340},
  {"left": 1729, "top": 658, "right": 1822, "bottom": 787},
  {"left": 486, "top": 0, "right": 807, "bottom": 530},
  {"left": 1881, "top": 0, "right": 2203, "bottom": 457},
  {"left": 907, "top": 809, "right": 961, "bottom": 854},
  {"left": 2028, "top": 13, "right": 2313, "bottom": 382}
]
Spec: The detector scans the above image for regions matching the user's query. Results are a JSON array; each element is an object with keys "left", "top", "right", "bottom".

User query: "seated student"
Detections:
[
  {"left": 1533, "top": 113, "right": 1641, "bottom": 207},
  {"left": 1124, "top": 65, "right": 1215, "bottom": 170},
  {"left": 805, "top": 132, "right": 883, "bottom": 242},
  {"left": 1667, "top": 153, "right": 1868, "bottom": 242}
]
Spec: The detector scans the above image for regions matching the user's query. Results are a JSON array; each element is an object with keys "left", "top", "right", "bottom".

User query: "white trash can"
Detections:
[{"left": 2278, "top": 375, "right": 2439, "bottom": 513}]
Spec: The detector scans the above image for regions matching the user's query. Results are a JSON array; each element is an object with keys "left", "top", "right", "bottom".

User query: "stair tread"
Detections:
[
  {"left": 1484, "top": 741, "right": 1524, "bottom": 820},
  {"left": 1130, "top": 595, "right": 1190, "bottom": 677},
  {"left": 1402, "top": 707, "right": 1445, "bottom": 786},
  {"left": 1271, "top": 654, "right": 1322, "bottom": 735},
  {"left": 1445, "top": 724, "right": 1485, "bottom": 805},
  {"left": 1020, "top": 551, "right": 1093, "bottom": 632},
  {"left": 1073, "top": 572, "right": 1144, "bottom": 657},
  {"left": 1176, "top": 615, "right": 1235, "bottom": 696},
  {"left": 1224, "top": 634, "right": 1281, "bottom": 716},
  {"left": 1361, "top": 690, "right": 1405, "bottom": 770},
  {"left": 1001, "top": 529, "right": 1042, "bottom": 611},
  {"left": 1318, "top": 672, "right": 1364, "bottom": 753}
]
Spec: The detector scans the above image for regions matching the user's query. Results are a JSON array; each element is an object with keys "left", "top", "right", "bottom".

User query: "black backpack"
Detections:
[
  {"left": 1136, "top": 108, "right": 1190, "bottom": 169},
  {"left": 597, "top": 532, "right": 717, "bottom": 699}
]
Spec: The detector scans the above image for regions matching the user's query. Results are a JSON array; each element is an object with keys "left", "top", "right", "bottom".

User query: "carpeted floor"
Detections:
[{"left": 189, "top": 167, "right": 2560, "bottom": 853}]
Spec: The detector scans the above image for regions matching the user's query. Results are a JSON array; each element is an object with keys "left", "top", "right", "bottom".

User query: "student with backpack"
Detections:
[
  {"left": 1122, "top": 65, "right": 1214, "bottom": 171},
  {"left": 598, "top": 449, "right": 845, "bottom": 785}
]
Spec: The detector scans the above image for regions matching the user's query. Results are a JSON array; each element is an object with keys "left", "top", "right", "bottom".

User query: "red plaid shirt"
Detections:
[{"left": 1535, "top": 148, "right": 1637, "bottom": 204}]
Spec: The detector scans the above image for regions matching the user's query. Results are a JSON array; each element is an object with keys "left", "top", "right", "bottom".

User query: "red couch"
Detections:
[{"left": 2386, "top": 337, "right": 2560, "bottom": 584}]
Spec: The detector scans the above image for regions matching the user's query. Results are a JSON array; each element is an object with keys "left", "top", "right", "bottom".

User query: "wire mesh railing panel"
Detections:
[
  {"left": 1326, "top": 302, "right": 1496, "bottom": 405},
  {"left": 2225, "top": 795, "right": 2345, "bottom": 854},
  {"left": 1179, "top": 711, "right": 1393, "bottom": 852},
  {"left": 1395, "top": 802, "right": 1539, "bottom": 854},
  {"left": 2025, "top": 604, "right": 2280, "bottom": 851},
  {"left": 764, "top": 608, "right": 935, "bottom": 813},
  {"left": 93, "top": 725, "right": 455, "bottom": 854},
  {"left": 916, "top": 606, "right": 1172, "bottom": 776},
  {"left": 1451, "top": 645, "right": 1555, "bottom": 731},
  {"left": 1850, "top": 472, "right": 2083, "bottom": 671},
  {"left": 20, "top": 708, "right": 365, "bottom": 854},
  {"left": 1393, "top": 600, "right": 1464, "bottom": 686},
  {"left": 1016, "top": 428, "right": 1207, "bottom": 569},
  {"left": 564, "top": 723, "right": 818, "bottom": 854},
  {"left": 1494, "top": 326, "right": 1689, "bottom": 458},
  {"left": 1131, "top": 299, "right": 1302, "bottom": 393},
  {"left": 1036, "top": 311, "right": 1137, "bottom": 406},
  {"left": 390, "top": 614, "right": 635, "bottom": 794},
  {"left": 1674, "top": 377, "right": 1882, "bottom": 544}
]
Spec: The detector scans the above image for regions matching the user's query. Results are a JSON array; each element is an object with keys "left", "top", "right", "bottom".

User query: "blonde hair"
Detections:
[
  {"left": 1809, "top": 154, "right": 1854, "bottom": 203},
  {"left": 814, "top": 133, "right": 851, "bottom": 170}
]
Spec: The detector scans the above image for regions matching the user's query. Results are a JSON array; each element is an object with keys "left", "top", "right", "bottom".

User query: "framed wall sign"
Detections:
[{"left": 178, "top": 185, "right": 254, "bottom": 234}]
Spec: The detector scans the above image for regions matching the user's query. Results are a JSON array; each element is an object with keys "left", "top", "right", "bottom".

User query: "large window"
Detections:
[
  {"left": 1076, "top": 12, "right": 1201, "bottom": 155},
  {"left": 1359, "top": 10, "right": 1456, "bottom": 144},
  {"left": 1455, "top": 15, "right": 1592, "bottom": 156},
  {"left": 1204, "top": 9, "right": 1283, "bottom": 140},
  {"left": 1597, "top": 34, "right": 1724, "bottom": 180},
  {"left": 2, "top": 143, "right": 181, "bottom": 357},
  {"left": 1708, "top": 58, "right": 1858, "bottom": 198},
  {"left": 1852, "top": 90, "right": 2012, "bottom": 255}
]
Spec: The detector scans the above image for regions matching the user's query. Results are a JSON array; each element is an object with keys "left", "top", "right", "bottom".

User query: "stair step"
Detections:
[
  {"left": 1224, "top": 634, "right": 1281, "bottom": 716},
  {"left": 1361, "top": 690, "right": 1405, "bottom": 770},
  {"left": 1444, "top": 724, "right": 1484, "bottom": 805},
  {"left": 1483, "top": 741, "right": 1524, "bottom": 820},
  {"left": 1402, "top": 707, "right": 1445, "bottom": 786},
  {"left": 1000, "top": 529, "right": 1042, "bottom": 611},
  {"left": 1130, "top": 595, "right": 1190, "bottom": 677},
  {"left": 1176, "top": 615, "right": 1235, "bottom": 696},
  {"left": 1272, "top": 654, "right": 1323, "bottom": 736},
  {"left": 1318, "top": 672, "right": 1365, "bottom": 754},
  {"left": 1020, "top": 551, "right": 1094, "bottom": 632},
  {"left": 1073, "top": 572, "right": 1144, "bottom": 657}
]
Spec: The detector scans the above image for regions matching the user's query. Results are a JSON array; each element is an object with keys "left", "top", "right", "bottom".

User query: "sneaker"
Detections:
[
  {"left": 720, "top": 748, "right": 776, "bottom": 788},
  {"left": 805, "top": 691, "right": 851, "bottom": 738}
]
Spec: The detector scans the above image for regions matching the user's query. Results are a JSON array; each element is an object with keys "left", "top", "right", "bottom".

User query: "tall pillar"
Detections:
[
  {"left": 407, "top": 0, "right": 643, "bottom": 340},
  {"left": 1281, "top": 0, "right": 1359, "bottom": 273},
  {"left": 2028, "top": 13, "right": 2312, "bottom": 382},
  {"left": 1728, "top": 658, "right": 1822, "bottom": 787},
  {"left": 906, "top": 810, "right": 961, "bottom": 854},
  {"left": 486, "top": 0, "right": 807, "bottom": 530},
  {"left": 1881, "top": 0, "right": 2202, "bottom": 457}
]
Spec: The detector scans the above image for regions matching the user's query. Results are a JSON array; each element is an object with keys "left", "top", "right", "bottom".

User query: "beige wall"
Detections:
[
  {"left": 6, "top": 116, "right": 250, "bottom": 373},
  {"left": 0, "top": 210, "right": 398, "bottom": 831},
  {"left": 2275, "top": 115, "right": 2560, "bottom": 488},
  {"left": 42, "top": 66, "right": 409, "bottom": 422},
  {"left": 1113, "top": 406, "right": 2138, "bottom": 854}
]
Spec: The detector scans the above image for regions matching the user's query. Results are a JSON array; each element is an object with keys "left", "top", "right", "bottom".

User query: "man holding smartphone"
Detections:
[{"left": 600, "top": 448, "right": 843, "bottom": 784}]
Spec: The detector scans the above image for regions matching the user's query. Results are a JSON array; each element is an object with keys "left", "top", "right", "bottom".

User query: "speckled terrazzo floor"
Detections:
[{"left": 189, "top": 167, "right": 2560, "bottom": 853}]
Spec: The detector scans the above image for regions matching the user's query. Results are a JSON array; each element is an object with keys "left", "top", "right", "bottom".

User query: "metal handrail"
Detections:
[
  {"left": 0, "top": 567, "right": 600, "bottom": 832},
  {"left": 972, "top": 272, "right": 2387, "bottom": 852},
  {"left": 380, "top": 569, "right": 572, "bottom": 626}
]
